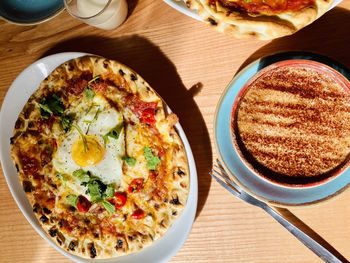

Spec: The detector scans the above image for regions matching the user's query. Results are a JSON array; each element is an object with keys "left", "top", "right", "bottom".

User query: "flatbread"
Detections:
[
  {"left": 182, "top": 0, "right": 334, "bottom": 39},
  {"left": 10, "top": 56, "right": 189, "bottom": 259}
]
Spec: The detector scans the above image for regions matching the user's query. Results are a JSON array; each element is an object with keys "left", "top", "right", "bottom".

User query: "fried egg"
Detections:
[{"left": 53, "top": 95, "right": 125, "bottom": 185}]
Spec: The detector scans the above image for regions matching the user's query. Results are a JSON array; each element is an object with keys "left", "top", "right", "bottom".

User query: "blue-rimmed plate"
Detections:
[
  {"left": 0, "top": 0, "right": 64, "bottom": 25},
  {"left": 214, "top": 51, "right": 350, "bottom": 207}
]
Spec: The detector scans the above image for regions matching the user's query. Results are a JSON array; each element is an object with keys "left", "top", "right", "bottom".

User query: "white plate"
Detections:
[
  {"left": 164, "top": 0, "right": 343, "bottom": 22},
  {"left": 0, "top": 52, "right": 198, "bottom": 263},
  {"left": 163, "top": 0, "right": 202, "bottom": 21}
]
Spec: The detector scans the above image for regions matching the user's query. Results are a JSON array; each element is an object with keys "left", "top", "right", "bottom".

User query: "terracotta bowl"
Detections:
[{"left": 230, "top": 59, "right": 350, "bottom": 189}]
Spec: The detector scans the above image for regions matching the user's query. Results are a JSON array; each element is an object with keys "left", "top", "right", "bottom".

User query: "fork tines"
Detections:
[{"left": 210, "top": 160, "right": 242, "bottom": 195}]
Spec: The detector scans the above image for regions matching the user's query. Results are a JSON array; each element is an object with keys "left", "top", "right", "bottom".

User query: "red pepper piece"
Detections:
[
  {"left": 140, "top": 108, "right": 156, "bottom": 125},
  {"left": 77, "top": 195, "right": 91, "bottom": 213},
  {"left": 131, "top": 208, "right": 145, "bottom": 219},
  {"left": 149, "top": 171, "right": 158, "bottom": 182},
  {"left": 128, "top": 178, "right": 144, "bottom": 193},
  {"left": 91, "top": 81, "right": 108, "bottom": 93},
  {"left": 113, "top": 192, "right": 127, "bottom": 209},
  {"left": 127, "top": 95, "right": 157, "bottom": 117}
]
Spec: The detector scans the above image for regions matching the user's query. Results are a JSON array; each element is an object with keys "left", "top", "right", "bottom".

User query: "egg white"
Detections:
[{"left": 53, "top": 95, "right": 125, "bottom": 185}]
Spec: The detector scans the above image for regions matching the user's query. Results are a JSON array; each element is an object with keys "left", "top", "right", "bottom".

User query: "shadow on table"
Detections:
[
  {"left": 41, "top": 35, "right": 212, "bottom": 219},
  {"left": 127, "top": 0, "right": 138, "bottom": 18},
  {"left": 237, "top": 7, "right": 350, "bottom": 74}
]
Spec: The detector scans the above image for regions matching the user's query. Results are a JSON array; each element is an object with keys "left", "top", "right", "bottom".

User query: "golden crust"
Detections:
[
  {"left": 10, "top": 56, "right": 190, "bottom": 259},
  {"left": 182, "top": 0, "right": 334, "bottom": 39}
]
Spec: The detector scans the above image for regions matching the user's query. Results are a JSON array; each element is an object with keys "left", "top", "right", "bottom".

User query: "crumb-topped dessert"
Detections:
[{"left": 232, "top": 61, "right": 350, "bottom": 186}]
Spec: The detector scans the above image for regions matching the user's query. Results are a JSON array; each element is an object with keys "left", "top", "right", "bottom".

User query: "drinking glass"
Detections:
[{"left": 64, "top": 0, "right": 128, "bottom": 30}]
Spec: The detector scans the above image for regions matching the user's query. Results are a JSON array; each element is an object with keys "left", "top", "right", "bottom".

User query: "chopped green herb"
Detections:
[
  {"left": 101, "top": 200, "right": 115, "bottom": 214},
  {"left": 93, "top": 108, "right": 101, "bottom": 122},
  {"left": 71, "top": 170, "right": 115, "bottom": 205},
  {"left": 49, "top": 94, "right": 65, "bottom": 114},
  {"left": 105, "top": 185, "right": 115, "bottom": 198},
  {"left": 102, "top": 134, "right": 109, "bottom": 146},
  {"left": 38, "top": 103, "right": 53, "bottom": 118},
  {"left": 105, "top": 123, "right": 123, "bottom": 140},
  {"left": 72, "top": 124, "right": 88, "bottom": 151},
  {"left": 123, "top": 156, "right": 136, "bottom": 166},
  {"left": 87, "top": 181, "right": 102, "bottom": 202},
  {"left": 85, "top": 103, "right": 99, "bottom": 115},
  {"left": 39, "top": 94, "right": 64, "bottom": 118},
  {"left": 72, "top": 169, "right": 90, "bottom": 183},
  {"left": 61, "top": 114, "right": 74, "bottom": 132},
  {"left": 86, "top": 107, "right": 101, "bottom": 134},
  {"left": 66, "top": 194, "right": 78, "bottom": 207},
  {"left": 84, "top": 88, "right": 95, "bottom": 99},
  {"left": 144, "top": 146, "right": 161, "bottom": 170},
  {"left": 88, "top": 75, "right": 101, "bottom": 85},
  {"left": 86, "top": 179, "right": 107, "bottom": 202}
]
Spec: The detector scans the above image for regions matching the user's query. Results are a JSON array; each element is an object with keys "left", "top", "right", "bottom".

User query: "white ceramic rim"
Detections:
[
  {"left": 163, "top": 0, "right": 202, "bottom": 21},
  {"left": 0, "top": 52, "right": 198, "bottom": 263}
]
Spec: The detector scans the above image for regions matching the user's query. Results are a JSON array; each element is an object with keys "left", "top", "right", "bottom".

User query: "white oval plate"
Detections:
[
  {"left": 164, "top": 0, "right": 343, "bottom": 22},
  {"left": 0, "top": 52, "right": 198, "bottom": 263}
]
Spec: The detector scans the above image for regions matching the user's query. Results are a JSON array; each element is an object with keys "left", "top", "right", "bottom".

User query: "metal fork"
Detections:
[{"left": 210, "top": 159, "right": 346, "bottom": 263}]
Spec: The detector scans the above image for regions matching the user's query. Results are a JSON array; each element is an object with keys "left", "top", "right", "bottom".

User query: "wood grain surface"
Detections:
[{"left": 1, "top": 1, "right": 350, "bottom": 262}]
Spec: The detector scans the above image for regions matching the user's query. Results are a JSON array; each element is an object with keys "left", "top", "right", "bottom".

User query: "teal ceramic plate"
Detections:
[
  {"left": 214, "top": 51, "right": 350, "bottom": 207},
  {"left": 0, "top": 0, "right": 64, "bottom": 25}
]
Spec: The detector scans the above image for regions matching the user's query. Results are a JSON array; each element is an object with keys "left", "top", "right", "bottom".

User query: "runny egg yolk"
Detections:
[{"left": 71, "top": 135, "right": 105, "bottom": 167}]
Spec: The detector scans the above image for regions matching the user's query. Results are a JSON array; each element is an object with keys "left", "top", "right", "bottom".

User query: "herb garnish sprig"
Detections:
[
  {"left": 71, "top": 169, "right": 116, "bottom": 213},
  {"left": 38, "top": 94, "right": 65, "bottom": 118},
  {"left": 144, "top": 146, "right": 161, "bottom": 170},
  {"left": 72, "top": 123, "right": 88, "bottom": 152},
  {"left": 103, "top": 123, "right": 124, "bottom": 145}
]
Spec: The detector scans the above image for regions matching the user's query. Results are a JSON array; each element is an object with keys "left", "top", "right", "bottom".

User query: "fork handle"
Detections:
[{"left": 263, "top": 206, "right": 343, "bottom": 263}]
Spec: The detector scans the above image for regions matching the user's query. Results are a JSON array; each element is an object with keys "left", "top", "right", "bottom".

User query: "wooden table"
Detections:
[{"left": 1, "top": 1, "right": 350, "bottom": 262}]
